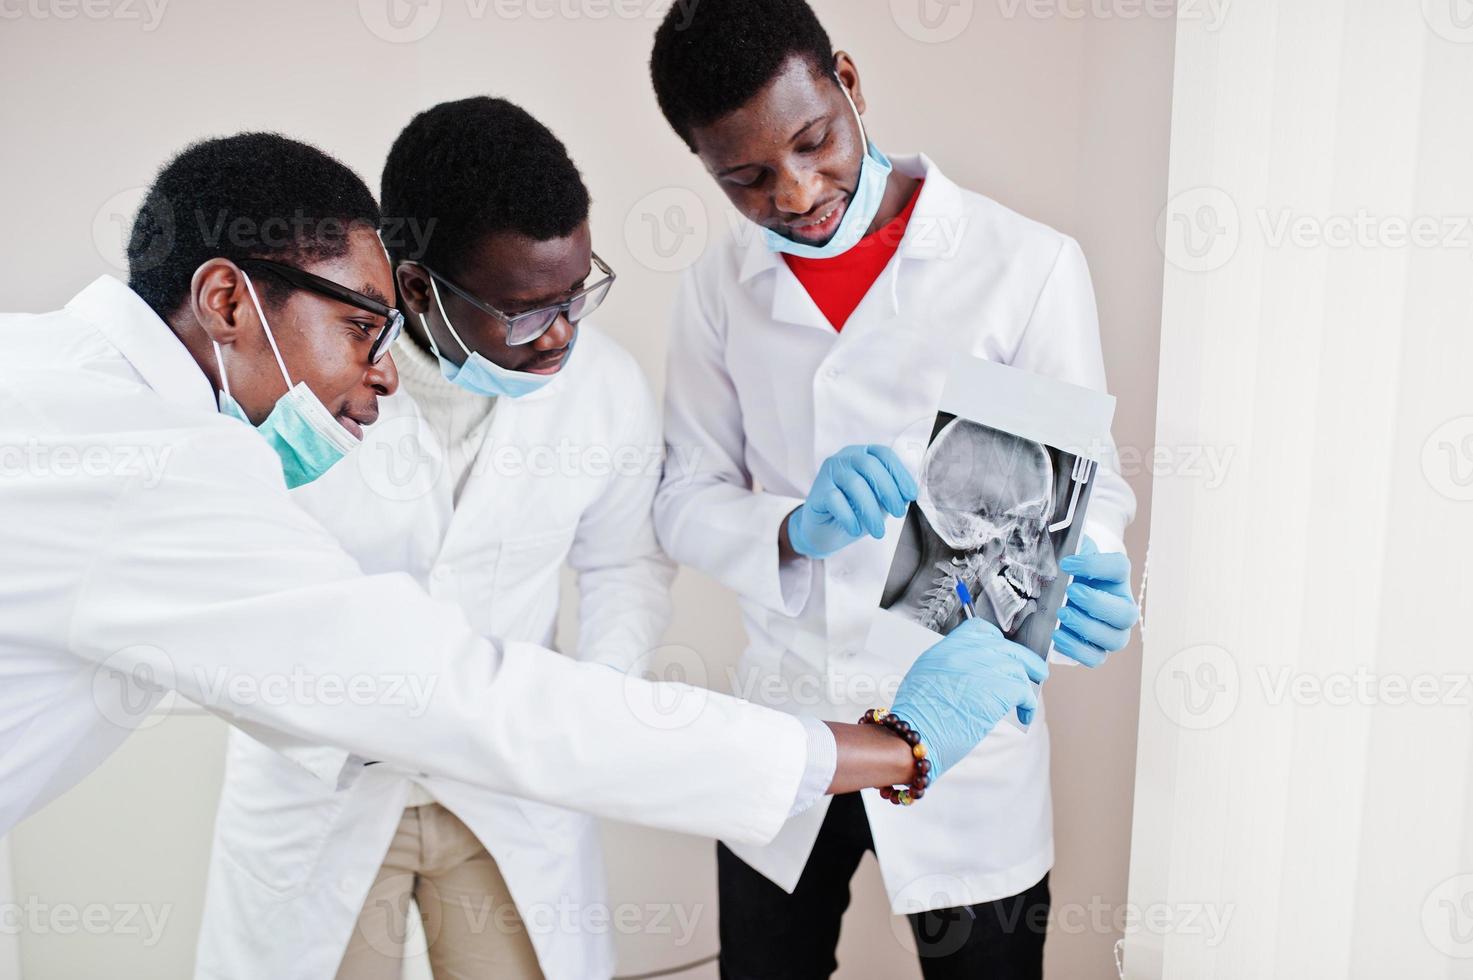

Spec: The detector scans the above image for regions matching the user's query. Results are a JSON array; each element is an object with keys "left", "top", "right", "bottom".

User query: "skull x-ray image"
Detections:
[{"left": 879, "top": 412, "right": 1096, "bottom": 653}]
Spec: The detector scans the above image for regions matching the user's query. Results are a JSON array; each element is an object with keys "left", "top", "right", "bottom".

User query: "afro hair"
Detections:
[
  {"left": 650, "top": 0, "right": 837, "bottom": 150},
  {"left": 379, "top": 96, "right": 590, "bottom": 278},
  {"left": 126, "top": 132, "right": 381, "bottom": 319}
]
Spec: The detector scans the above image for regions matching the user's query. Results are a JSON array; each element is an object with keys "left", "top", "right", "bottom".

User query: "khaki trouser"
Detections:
[{"left": 335, "top": 803, "right": 545, "bottom": 980}]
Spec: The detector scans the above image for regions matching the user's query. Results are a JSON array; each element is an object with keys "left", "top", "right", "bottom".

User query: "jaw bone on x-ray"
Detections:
[
  {"left": 883, "top": 417, "right": 1072, "bottom": 636},
  {"left": 881, "top": 415, "right": 1095, "bottom": 651},
  {"left": 867, "top": 356, "right": 1115, "bottom": 667}
]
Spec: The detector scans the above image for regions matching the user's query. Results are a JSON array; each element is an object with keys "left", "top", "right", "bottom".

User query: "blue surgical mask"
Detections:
[
  {"left": 212, "top": 272, "right": 360, "bottom": 489},
  {"left": 762, "top": 77, "right": 894, "bottom": 260},
  {"left": 421, "top": 277, "right": 574, "bottom": 399}
]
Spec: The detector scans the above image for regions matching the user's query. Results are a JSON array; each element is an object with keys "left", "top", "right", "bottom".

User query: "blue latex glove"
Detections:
[
  {"left": 891, "top": 618, "right": 1048, "bottom": 783},
  {"left": 1053, "top": 536, "right": 1140, "bottom": 667},
  {"left": 787, "top": 445, "right": 918, "bottom": 559}
]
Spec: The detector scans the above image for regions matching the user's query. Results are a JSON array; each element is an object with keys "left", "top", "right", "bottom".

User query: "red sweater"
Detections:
[{"left": 782, "top": 179, "right": 924, "bottom": 331}]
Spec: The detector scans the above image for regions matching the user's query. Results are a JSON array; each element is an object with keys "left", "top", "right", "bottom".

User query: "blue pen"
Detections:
[{"left": 954, "top": 580, "right": 1033, "bottom": 726}]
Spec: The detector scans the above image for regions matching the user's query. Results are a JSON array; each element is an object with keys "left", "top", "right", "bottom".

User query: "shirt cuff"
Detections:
[
  {"left": 766, "top": 494, "right": 814, "bottom": 617},
  {"left": 788, "top": 715, "right": 838, "bottom": 817}
]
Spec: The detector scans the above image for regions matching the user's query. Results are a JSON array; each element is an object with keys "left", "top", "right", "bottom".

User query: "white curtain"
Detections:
[{"left": 1125, "top": 1, "right": 1473, "bottom": 977}]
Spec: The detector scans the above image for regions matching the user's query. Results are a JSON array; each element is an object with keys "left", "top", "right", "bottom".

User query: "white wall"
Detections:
[
  {"left": 1126, "top": 1, "right": 1473, "bottom": 976},
  {"left": 0, "top": 1, "right": 1173, "bottom": 977}
]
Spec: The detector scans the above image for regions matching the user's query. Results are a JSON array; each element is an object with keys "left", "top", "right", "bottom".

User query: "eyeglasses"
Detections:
[
  {"left": 237, "top": 258, "right": 404, "bottom": 364},
  {"left": 420, "top": 252, "right": 616, "bottom": 347}
]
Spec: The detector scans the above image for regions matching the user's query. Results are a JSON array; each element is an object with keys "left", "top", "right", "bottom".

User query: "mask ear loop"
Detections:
[
  {"left": 426, "top": 276, "right": 477, "bottom": 360},
  {"left": 239, "top": 270, "right": 296, "bottom": 390},
  {"left": 835, "top": 72, "right": 868, "bottom": 150}
]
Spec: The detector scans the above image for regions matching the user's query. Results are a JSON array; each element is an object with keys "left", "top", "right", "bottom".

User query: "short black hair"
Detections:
[
  {"left": 379, "top": 97, "right": 590, "bottom": 277},
  {"left": 127, "top": 132, "right": 381, "bottom": 319},
  {"left": 650, "top": 0, "right": 836, "bottom": 151}
]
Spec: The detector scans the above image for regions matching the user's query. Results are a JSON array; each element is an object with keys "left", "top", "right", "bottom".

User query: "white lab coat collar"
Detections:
[
  {"left": 65, "top": 275, "right": 217, "bottom": 415},
  {"left": 733, "top": 153, "right": 964, "bottom": 327}
]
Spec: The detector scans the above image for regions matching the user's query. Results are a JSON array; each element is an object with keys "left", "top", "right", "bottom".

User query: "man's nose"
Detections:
[
  {"left": 772, "top": 163, "right": 822, "bottom": 216},
  {"left": 534, "top": 311, "right": 575, "bottom": 351},
  {"left": 367, "top": 349, "right": 399, "bottom": 396}
]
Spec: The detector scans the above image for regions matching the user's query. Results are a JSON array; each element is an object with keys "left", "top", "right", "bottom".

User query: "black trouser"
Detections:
[{"left": 718, "top": 793, "right": 1050, "bottom": 980}]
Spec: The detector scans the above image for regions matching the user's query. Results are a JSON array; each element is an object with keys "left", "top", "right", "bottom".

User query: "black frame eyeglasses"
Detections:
[
  {"left": 238, "top": 258, "right": 405, "bottom": 364},
  {"left": 420, "top": 252, "right": 616, "bottom": 347}
]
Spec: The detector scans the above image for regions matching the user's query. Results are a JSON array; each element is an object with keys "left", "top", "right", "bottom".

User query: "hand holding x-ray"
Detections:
[{"left": 868, "top": 356, "right": 1119, "bottom": 732}]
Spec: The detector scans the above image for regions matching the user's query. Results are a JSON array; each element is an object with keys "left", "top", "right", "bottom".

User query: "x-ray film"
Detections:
[{"left": 868, "top": 356, "right": 1116, "bottom": 727}]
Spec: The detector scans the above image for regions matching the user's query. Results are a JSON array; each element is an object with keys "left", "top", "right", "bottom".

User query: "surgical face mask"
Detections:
[
  {"left": 421, "top": 276, "right": 575, "bottom": 399},
  {"left": 762, "top": 76, "right": 895, "bottom": 260},
  {"left": 212, "top": 272, "right": 360, "bottom": 489}
]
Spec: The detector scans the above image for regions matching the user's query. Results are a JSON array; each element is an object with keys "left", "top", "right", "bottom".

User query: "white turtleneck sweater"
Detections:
[{"left": 392, "top": 334, "right": 498, "bottom": 506}]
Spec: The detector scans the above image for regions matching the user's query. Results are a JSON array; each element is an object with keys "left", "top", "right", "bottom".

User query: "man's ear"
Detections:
[
  {"left": 833, "top": 51, "right": 866, "bottom": 116},
  {"left": 189, "top": 259, "right": 253, "bottom": 346},
  {"left": 395, "top": 262, "right": 433, "bottom": 317}
]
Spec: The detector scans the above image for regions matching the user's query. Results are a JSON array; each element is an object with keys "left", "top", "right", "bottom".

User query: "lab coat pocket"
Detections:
[
  {"left": 469, "top": 524, "right": 578, "bottom": 636},
  {"left": 214, "top": 735, "right": 352, "bottom": 897}
]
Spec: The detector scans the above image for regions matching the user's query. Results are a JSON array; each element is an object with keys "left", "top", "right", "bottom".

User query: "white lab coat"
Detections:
[
  {"left": 654, "top": 154, "right": 1136, "bottom": 914},
  {"left": 196, "top": 326, "right": 672, "bottom": 980},
  {"left": 0, "top": 276, "right": 807, "bottom": 870}
]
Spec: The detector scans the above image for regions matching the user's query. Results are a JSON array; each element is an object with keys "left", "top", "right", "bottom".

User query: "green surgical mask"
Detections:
[{"left": 212, "top": 271, "right": 360, "bottom": 489}]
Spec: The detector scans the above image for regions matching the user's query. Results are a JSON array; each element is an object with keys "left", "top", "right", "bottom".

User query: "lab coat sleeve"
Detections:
[
  {"left": 566, "top": 356, "right": 676, "bottom": 671},
  {"left": 654, "top": 269, "right": 814, "bottom": 616},
  {"left": 66, "top": 431, "right": 807, "bottom": 845},
  {"left": 1010, "top": 236, "right": 1135, "bottom": 560}
]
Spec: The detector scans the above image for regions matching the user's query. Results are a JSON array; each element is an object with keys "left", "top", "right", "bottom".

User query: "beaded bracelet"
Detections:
[{"left": 858, "top": 707, "right": 932, "bottom": 806}]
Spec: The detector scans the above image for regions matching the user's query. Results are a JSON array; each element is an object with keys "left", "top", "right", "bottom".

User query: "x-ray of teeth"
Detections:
[{"left": 879, "top": 412, "right": 1096, "bottom": 649}]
